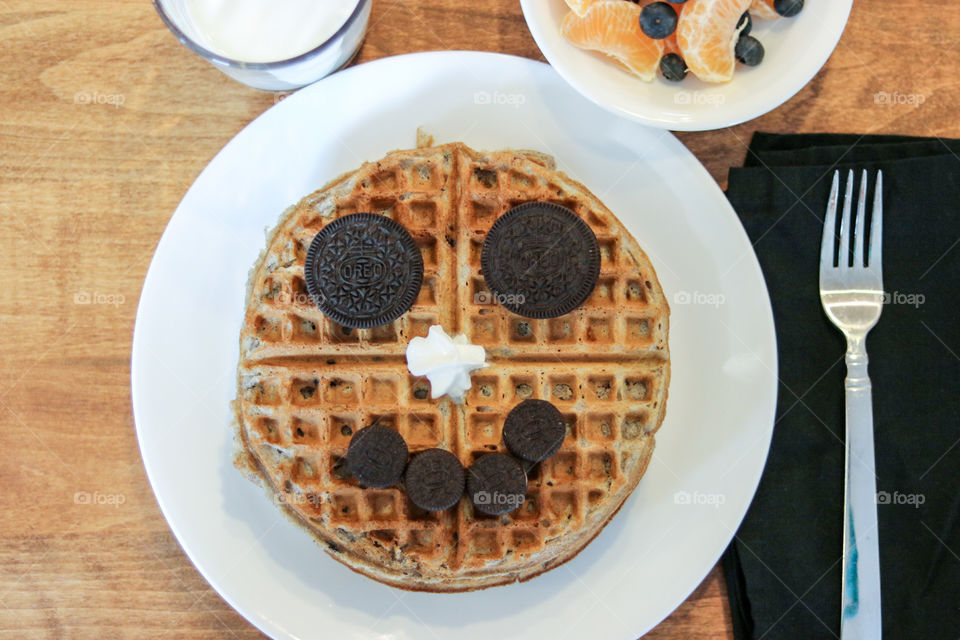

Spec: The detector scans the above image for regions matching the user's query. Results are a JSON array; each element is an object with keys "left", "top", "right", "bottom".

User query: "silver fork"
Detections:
[{"left": 819, "top": 169, "right": 884, "bottom": 640}]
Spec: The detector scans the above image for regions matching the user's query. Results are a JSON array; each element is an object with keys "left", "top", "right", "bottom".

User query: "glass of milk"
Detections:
[{"left": 154, "top": 0, "right": 372, "bottom": 91}]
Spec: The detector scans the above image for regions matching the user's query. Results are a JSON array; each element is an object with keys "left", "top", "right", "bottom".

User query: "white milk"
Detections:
[{"left": 185, "top": 0, "right": 357, "bottom": 63}]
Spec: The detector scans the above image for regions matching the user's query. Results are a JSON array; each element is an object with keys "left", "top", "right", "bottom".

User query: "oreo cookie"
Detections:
[
  {"left": 466, "top": 453, "right": 527, "bottom": 516},
  {"left": 346, "top": 424, "right": 408, "bottom": 488},
  {"left": 481, "top": 202, "right": 600, "bottom": 318},
  {"left": 404, "top": 448, "right": 466, "bottom": 512},
  {"left": 305, "top": 213, "right": 423, "bottom": 329},
  {"left": 502, "top": 399, "right": 565, "bottom": 463}
]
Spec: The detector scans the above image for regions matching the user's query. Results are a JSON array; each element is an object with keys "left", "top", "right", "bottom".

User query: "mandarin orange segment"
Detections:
[
  {"left": 561, "top": 1, "right": 664, "bottom": 82},
  {"left": 676, "top": 0, "right": 752, "bottom": 83},
  {"left": 749, "top": 0, "right": 780, "bottom": 19}
]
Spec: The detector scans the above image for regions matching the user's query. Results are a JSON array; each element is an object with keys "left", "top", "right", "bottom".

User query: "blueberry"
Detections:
[
  {"left": 735, "top": 35, "right": 764, "bottom": 66},
  {"left": 659, "top": 53, "right": 688, "bottom": 82},
  {"left": 774, "top": 0, "right": 803, "bottom": 17},
  {"left": 665, "top": 0, "right": 687, "bottom": 3},
  {"left": 737, "top": 11, "right": 752, "bottom": 37},
  {"left": 639, "top": 2, "right": 678, "bottom": 40}
]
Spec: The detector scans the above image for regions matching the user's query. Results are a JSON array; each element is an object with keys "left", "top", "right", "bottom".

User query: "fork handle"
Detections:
[{"left": 840, "top": 338, "right": 882, "bottom": 639}]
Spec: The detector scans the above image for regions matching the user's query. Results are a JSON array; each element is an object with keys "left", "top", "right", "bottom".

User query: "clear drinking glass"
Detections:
[{"left": 153, "top": 0, "right": 372, "bottom": 91}]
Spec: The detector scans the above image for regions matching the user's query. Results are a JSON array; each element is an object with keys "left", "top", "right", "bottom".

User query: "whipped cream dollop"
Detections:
[{"left": 406, "top": 325, "right": 487, "bottom": 402}]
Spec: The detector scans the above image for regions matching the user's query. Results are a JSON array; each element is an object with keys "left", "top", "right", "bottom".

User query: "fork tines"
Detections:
[{"left": 820, "top": 169, "right": 883, "bottom": 273}]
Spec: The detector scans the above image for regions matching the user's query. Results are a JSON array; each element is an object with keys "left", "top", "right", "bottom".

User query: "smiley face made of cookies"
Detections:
[{"left": 234, "top": 142, "right": 670, "bottom": 592}]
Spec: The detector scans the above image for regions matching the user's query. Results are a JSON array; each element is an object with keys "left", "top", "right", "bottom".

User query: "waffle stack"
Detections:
[{"left": 234, "top": 142, "right": 670, "bottom": 591}]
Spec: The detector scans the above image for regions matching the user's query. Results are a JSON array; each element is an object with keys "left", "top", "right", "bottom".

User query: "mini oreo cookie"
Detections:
[
  {"left": 502, "top": 399, "right": 566, "bottom": 463},
  {"left": 305, "top": 212, "right": 423, "bottom": 329},
  {"left": 481, "top": 202, "right": 600, "bottom": 318},
  {"left": 466, "top": 453, "right": 527, "bottom": 516},
  {"left": 404, "top": 448, "right": 466, "bottom": 512},
  {"left": 346, "top": 424, "right": 408, "bottom": 488}
]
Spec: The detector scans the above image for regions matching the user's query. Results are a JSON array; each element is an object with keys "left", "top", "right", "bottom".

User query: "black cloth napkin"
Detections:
[{"left": 720, "top": 133, "right": 960, "bottom": 640}]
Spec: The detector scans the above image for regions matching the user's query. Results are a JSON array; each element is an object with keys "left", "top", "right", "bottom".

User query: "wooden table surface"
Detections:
[{"left": 0, "top": 1, "right": 955, "bottom": 638}]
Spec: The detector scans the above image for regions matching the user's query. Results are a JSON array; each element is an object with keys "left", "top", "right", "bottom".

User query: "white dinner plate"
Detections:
[
  {"left": 521, "top": 0, "right": 853, "bottom": 131},
  {"left": 132, "top": 51, "right": 777, "bottom": 640}
]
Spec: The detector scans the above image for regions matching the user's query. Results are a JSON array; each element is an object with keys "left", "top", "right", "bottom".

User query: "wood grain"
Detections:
[{"left": 0, "top": 0, "right": 956, "bottom": 638}]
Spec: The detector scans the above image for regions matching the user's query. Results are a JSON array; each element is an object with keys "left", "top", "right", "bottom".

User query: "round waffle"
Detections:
[{"left": 233, "top": 142, "right": 670, "bottom": 592}]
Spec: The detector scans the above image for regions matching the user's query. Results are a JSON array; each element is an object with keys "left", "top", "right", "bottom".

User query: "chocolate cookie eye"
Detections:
[
  {"left": 404, "top": 449, "right": 465, "bottom": 512},
  {"left": 466, "top": 453, "right": 527, "bottom": 516},
  {"left": 481, "top": 202, "right": 600, "bottom": 319},
  {"left": 503, "top": 399, "right": 566, "bottom": 463},
  {"left": 346, "top": 424, "right": 408, "bottom": 488},
  {"left": 305, "top": 212, "right": 423, "bottom": 329}
]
